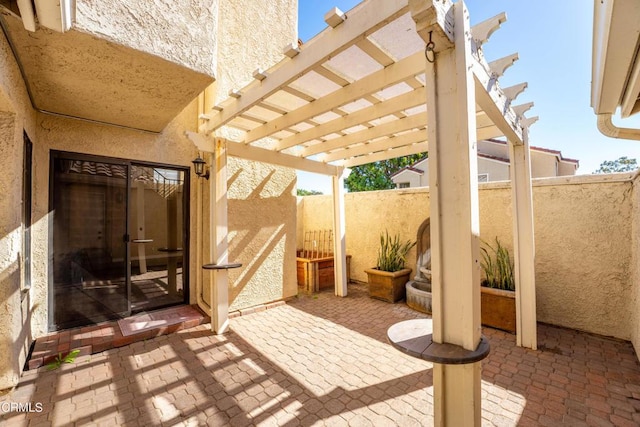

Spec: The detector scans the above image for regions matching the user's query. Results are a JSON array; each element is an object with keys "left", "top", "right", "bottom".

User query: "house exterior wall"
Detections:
[
  {"left": 299, "top": 174, "right": 634, "bottom": 341},
  {"left": 391, "top": 169, "right": 423, "bottom": 188},
  {"left": 530, "top": 150, "right": 558, "bottom": 178},
  {"left": 631, "top": 172, "right": 640, "bottom": 356},
  {"left": 215, "top": 0, "right": 298, "bottom": 311},
  {"left": 478, "top": 157, "right": 510, "bottom": 181},
  {"left": 0, "top": 29, "right": 38, "bottom": 390},
  {"left": 558, "top": 161, "right": 578, "bottom": 176},
  {"left": 74, "top": 0, "right": 218, "bottom": 77},
  {"left": 0, "top": 0, "right": 298, "bottom": 391}
]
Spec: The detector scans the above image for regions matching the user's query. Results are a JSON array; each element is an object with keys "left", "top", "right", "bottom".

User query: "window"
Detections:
[
  {"left": 478, "top": 173, "right": 489, "bottom": 183},
  {"left": 398, "top": 182, "right": 410, "bottom": 189}
]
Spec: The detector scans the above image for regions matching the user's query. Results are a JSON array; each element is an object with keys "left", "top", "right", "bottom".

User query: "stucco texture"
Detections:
[
  {"left": 226, "top": 159, "right": 297, "bottom": 310},
  {"left": 629, "top": 173, "right": 640, "bottom": 355},
  {"left": 299, "top": 175, "right": 635, "bottom": 341},
  {"left": 75, "top": 0, "right": 218, "bottom": 77},
  {"left": 0, "top": 29, "right": 38, "bottom": 390},
  {"left": 207, "top": 0, "right": 298, "bottom": 311}
]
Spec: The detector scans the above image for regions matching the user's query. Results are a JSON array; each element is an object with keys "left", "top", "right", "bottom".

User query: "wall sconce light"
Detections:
[{"left": 192, "top": 154, "right": 210, "bottom": 179}]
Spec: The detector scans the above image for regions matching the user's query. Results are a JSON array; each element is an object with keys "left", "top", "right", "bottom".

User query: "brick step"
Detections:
[{"left": 27, "top": 305, "right": 209, "bottom": 370}]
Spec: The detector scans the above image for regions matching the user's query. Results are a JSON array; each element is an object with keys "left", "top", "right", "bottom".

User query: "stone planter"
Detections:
[
  {"left": 481, "top": 287, "right": 516, "bottom": 333},
  {"left": 365, "top": 268, "right": 412, "bottom": 303}
]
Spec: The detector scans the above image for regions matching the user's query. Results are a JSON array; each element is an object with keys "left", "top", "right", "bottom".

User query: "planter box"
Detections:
[
  {"left": 296, "top": 254, "right": 351, "bottom": 293},
  {"left": 481, "top": 287, "right": 516, "bottom": 333},
  {"left": 365, "top": 268, "right": 412, "bottom": 303}
]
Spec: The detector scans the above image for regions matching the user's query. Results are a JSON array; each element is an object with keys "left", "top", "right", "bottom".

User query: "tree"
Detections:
[
  {"left": 593, "top": 156, "right": 638, "bottom": 174},
  {"left": 297, "top": 188, "right": 323, "bottom": 196},
  {"left": 345, "top": 153, "right": 427, "bottom": 192}
]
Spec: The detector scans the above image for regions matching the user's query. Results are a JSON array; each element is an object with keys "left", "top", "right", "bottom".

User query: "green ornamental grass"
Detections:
[
  {"left": 377, "top": 230, "right": 416, "bottom": 272},
  {"left": 480, "top": 237, "right": 515, "bottom": 291}
]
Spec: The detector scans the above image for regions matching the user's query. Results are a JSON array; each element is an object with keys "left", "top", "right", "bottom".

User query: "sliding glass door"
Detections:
[
  {"left": 129, "top": 165, "right": 186, "bottom": 312},
  {"left": 50, "top": 153, "right": 188, "bottom": 331}
]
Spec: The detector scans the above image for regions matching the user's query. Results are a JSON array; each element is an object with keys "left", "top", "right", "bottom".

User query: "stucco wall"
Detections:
[
  {"left": 531, "top": 151, "right": 557, "bottom": 178},
  {"left": 478, "top": 157, "right": 510, "bottom": 181},
  {"left": 298, "top": 174, "right": 634, "bottom": 340},
  {"left": 0, "top": 0, "right": 300, "bottom": 391},
  {"left": 630, "top": 173, "right": 640, "bottom": 355},
  {"left": 74, "top": 0, "right": 218, "bottom": 76},
  {"left": 391, "top": 170, "right": 422, "bottom": 188},
  {"left": 212, "top": 0, "right": 299, "bottom": 310},
  {"left": 0, "top": 30, "right": 38, "bottom": 390}
]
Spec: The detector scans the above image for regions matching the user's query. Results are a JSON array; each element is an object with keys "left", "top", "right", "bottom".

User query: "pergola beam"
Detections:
[
  {"left": 204, "top": 0, "right": 410, "bottom": 133},
  {"left": 226, "top": 141, "right": 338, "bottom": 176}
]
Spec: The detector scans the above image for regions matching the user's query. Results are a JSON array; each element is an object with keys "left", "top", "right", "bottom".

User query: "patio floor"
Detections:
[{"left": 2, "top": 283, "right": 640, "bottom": 426}]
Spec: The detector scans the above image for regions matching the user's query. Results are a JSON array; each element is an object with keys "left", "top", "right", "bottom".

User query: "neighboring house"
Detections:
[
  {"left": 0, "top": 1, "right": 298, "bottom": 390},
  {"left": 391, "top": 138, "right": 579, "bottom": 188}
]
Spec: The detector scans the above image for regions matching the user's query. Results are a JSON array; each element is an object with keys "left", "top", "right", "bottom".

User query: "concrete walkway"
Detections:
[{"left": 2, "top": 284, "right": 640, "bottom": 426}]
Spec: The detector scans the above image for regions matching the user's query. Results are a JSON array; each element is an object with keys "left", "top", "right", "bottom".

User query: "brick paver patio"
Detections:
[{"left": 2, "top": 283, "right": 640, "bottom": 426}]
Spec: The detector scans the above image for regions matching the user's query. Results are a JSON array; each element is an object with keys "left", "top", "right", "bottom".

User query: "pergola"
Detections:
[{"left": 187, "top": 0, "right": 537, "bottom": 424}]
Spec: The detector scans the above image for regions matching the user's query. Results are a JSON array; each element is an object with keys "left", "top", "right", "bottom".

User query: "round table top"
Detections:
[
  {"left": 387, "top": 319, "right": 490, "bottom": 365},
  {"left": 202, "top": 263, "right": 243, "bottom": 270}
]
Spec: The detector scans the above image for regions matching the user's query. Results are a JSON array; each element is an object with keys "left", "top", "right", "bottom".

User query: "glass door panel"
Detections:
[
  {"left": 129, "top": 166, "right": 186, "bottom": 312},
  {"left": 51, "top": 157, "right": 129, "bottom": 329}
]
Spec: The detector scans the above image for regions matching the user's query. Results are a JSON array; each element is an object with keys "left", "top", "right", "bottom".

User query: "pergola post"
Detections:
[
  {"left": 332, "top": 167, "right": 348, "bottom": 297},
  {"left": 209, "top": 138, "right": 230, "bottom": 334},
  {"left": 411, "top": 1, "right": 483, "bottom": 424},
  {"left": 509, "top": 133, "right": 537, "bottom": 349}
]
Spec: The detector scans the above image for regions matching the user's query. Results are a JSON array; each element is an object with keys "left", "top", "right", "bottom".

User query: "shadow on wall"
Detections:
[
  {"left": 226, "top": 172, "right": 297, "bottom": 310},
  {"left": 0, "top": 255, "right": 32, "bottom": 389}
]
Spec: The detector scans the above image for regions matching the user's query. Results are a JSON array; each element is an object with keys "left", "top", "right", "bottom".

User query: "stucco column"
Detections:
[
  {"left": 332, "top": 167, "right": 348, "bottom": 297},
  {"left": 209, "top": 139, "right": 229, "bottom": 334},
  {"left": 509, "top": 134, "right": 537, "bottom": 349},
  {"left": 411, "top": 1, "right": 483, "bottom": 424}
]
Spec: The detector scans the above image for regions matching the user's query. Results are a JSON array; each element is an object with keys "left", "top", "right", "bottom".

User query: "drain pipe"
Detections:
[
  {"left": 195, "top": 91, "right": 212, "bottom": 316},
  {"left": 597, "top": 113, "right": 640, "bottom": 140},
  {"left": 195, "top": 169, "right": 212, "bottom": 316}
]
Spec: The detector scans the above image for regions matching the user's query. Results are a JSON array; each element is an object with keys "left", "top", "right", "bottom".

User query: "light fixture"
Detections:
[{"left": 192, "top": 154, "right": 210, "bottom": 180}]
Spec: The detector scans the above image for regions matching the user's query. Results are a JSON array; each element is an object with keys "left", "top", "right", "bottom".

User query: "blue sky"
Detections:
[{"left": 296, "top": 0, "right": 640, "bottom": 194}]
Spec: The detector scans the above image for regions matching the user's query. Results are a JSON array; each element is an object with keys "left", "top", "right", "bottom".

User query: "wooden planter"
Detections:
[
  {"left": 365, "top": 268, "right": 412, "bottom": 303},
  {"left": 481, "top": 287, "right": 516, "bottom": 333},
  {"left": 297, "top": 254, "right": 351, "bottom": 293}
]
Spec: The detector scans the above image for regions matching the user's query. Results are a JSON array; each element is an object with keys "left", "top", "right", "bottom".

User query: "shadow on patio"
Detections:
[{"left": 1, "top": 283, "right": 640, "bottom": 426}]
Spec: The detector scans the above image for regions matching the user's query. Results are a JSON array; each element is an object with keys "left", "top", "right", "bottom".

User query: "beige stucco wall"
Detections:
[
  {"left": 212, "top": 0, "right": 299, "bottom": 310},
  {"left": 75, "top": 0, "right": 218, "bottom": 76},
  {"left": 299, "top": 174, "right": 635, "bottom": 341},
  {"left": 630, "top": 172, "right": 640, "bottom": 355},
  {"left": 0, "top": 0, "right": 300, "bottom": 390},
  {"left": 478, "top": 157, "right": 510, "bottom": 181},
  {"left": 530, "top": 151, "right": 558, "bottom": 178},
  {"left": 0, "top": 29, "right": 38, "bottom": 390}
]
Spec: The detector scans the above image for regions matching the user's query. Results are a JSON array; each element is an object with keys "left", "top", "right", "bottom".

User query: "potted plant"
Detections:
[
  {"left": 480, "top": 237, "right": 516, "bottom": 333},
  {"left": 366, "top": 231, "right": 416, "bottom": 303}
]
